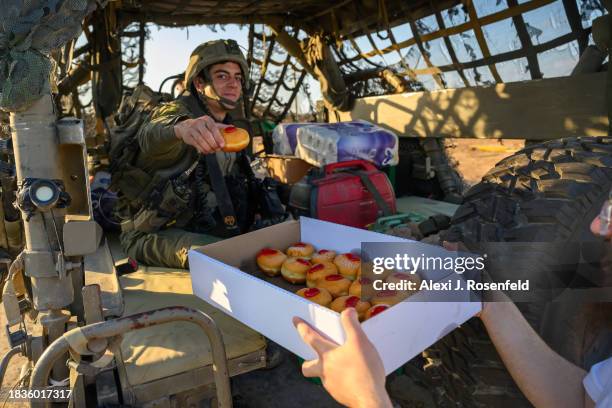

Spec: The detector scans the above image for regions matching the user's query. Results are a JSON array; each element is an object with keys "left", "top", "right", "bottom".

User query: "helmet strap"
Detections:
[{"left": 204, "top": 83, "right": 240, "bottom": 110}]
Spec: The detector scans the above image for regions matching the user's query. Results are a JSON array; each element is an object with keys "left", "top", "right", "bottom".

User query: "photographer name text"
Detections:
[{"left": 373, "top": 279, "right": 530, "bottom": 291}]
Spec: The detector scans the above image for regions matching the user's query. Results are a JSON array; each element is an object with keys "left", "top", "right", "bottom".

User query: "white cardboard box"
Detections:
[{"left": 189, "top": 217, "right": 480, "bottom": 374}]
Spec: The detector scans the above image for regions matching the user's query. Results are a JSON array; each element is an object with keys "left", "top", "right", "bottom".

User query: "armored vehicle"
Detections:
[{"left": 0, "top": 0, "right": 610, "bottom": 406}]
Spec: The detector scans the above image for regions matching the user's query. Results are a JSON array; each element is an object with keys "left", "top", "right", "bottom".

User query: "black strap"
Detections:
[
  {"left": 179, "top": 90, "right": 241, "bottom": 235},
  {"left": 205, "top": 154, "right": 240, "bottom": 235},
  {"left": 344, "top": 170, "right": 394, "bottom": 217}
]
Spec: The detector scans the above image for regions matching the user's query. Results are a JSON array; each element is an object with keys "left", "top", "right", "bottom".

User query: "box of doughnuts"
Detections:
[{"left": 189, "top": 217, "right": 480, "bottom": 374}]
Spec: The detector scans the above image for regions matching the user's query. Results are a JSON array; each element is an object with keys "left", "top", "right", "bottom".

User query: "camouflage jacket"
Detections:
[
  {"left": 134, "top": 93, "right": 237, "bottom": 177},
  {"left": 121, "top": 92, "right": 251, "bottom": 233}
]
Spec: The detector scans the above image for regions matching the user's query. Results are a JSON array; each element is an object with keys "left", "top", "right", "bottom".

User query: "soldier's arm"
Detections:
[
  {"left": 139, "top": 101, "right": 229, "bottom": 157},
  {"left": 174, "top": 115, "right": 228, "bottom": 154},
  {"left": 137, "top": 102, "right": 190, "bottom": 159},
  {"left": 480, "top": 299, "right": 594, "bottom": 408}
]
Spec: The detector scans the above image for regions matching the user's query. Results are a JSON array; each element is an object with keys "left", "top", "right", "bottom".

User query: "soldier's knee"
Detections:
[{"left": 119, "top": 230, "right": 146, "bottom": 262}]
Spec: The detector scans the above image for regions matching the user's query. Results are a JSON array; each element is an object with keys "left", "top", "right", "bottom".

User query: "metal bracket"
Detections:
[
  {"left": 5, "top": 322, "right": 27, "bottom": 348},
  {"left": 16, "top": 178, "right": 71, "bottom": 221},
  {"left": 412, "top": 157, "right": 436, "bottom": 180},
  {"left": 67, "top": 358, "right": 115, "bottom": 377}
]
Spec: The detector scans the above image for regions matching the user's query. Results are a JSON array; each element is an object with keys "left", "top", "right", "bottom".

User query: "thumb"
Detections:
[
  {"left": 340, "top": 308, "right": 364, "bottom": 341},
  {"left": 301, "top": 358, "right": 321, "bottom": 378},
  {"left": 215, "top": 123, "right": 232, "bottom": 129}
]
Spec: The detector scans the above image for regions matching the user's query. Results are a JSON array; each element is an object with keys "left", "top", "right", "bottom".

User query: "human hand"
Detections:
[
  {"left": 441, "top": 241, "right": 507, "bottom": 319},
  {"left": 173, "top": 115, "right": 228, "bottom": 154},
  {"left": 293, "top": 308, "right": 392, "bottom": 408}
]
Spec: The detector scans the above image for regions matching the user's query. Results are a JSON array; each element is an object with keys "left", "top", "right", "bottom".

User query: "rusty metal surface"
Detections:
[{"left": 30, "top": 306, "right": 233, "bottom": 408}]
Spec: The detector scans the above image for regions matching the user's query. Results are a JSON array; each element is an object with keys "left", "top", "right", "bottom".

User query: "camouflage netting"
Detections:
[
  {"left": 0, "top": 0, "right": 104, "bottom": 112},
  {"left": 115, "top": 0, "right": 609, "bottom": 124}
]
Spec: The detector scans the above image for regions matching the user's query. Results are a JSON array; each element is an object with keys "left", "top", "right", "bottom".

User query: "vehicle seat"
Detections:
[{"left": 116, "top": 267, "right": 266, "bottom": 387}]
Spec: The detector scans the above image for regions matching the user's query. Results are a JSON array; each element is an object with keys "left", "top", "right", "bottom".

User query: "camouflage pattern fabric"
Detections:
[
  {"left": 0, "top": 0, "right": 103, "bottom": 111},
  {"left": 131, "top": 95, "right": 238, "bottom": 186},
  {"left": 118, "top": 94, "right": 240, "bottom": 269},
  {"left": 120, "top": 228, "right": 220, "bottom": 269}
]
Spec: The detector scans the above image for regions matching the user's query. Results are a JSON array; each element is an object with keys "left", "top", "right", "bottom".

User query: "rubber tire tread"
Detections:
[{"left": 423, "top": 136, "right": 612, "bottom": 408}]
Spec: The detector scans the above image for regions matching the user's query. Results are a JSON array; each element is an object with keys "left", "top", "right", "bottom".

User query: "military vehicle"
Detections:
[{"left": 0, "top": 0, "right": 610, "bottom": 406}]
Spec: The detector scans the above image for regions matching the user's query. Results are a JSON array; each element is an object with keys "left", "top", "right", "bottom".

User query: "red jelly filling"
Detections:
[
  {"left": 345, "top": 296, "right": 359, "bottom": 307},
  {"left": 258, "top": 248, "right": 278, "bottom": 256},
  {"left": 304, "top": 288, "right": 320, "bottom": 298},
  {"left": 345, "top": 253, "right": 360, "bottom": 262},
  {"left": 370, "top": 305, "right": 388, "bottom": 317},
  {"left": 296, "top": 258, "right": 311, "bottom": 266},
  {"left": 319, "top": 249, "right": 329, "bottom": 254},
  {"left": 293, "top": 242, "right": 306, "bottom": 247},
  {"left": 308, "top": 264, "right": 324, "bottom": 273},
  {"left": 325, "top": 274, "right": 343, "bottom": 281},
  {"left": 224, "top": 126, "right": 237, "bottom": 133}
]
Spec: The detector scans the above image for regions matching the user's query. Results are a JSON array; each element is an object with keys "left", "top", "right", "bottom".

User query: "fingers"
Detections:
[
  {"left": 442, "top": 241, "right": 459, "bottom": 251},
  {"left": 177, "top": 116, "right": 229, "bottom": 154},
  {"left": 301, "top": 358, "right": 321, "bottom": 378},
  {"left": 195, "top": 117, "right": 221, "bottom": 151},
  {"left": 591, "top": 214, "right": 612, "bottom": 238},
  {"left": 188, "top": 127, "right": 213, "bottom": 154},
  {"left": 339, "top": 308, "right": 364, "bottom": 342},
  {"left": 205, "top": 117, "right": 225, "bottom": 149},
  {"left": 293, "top": 317, "right": 335, "bottom": 355}
]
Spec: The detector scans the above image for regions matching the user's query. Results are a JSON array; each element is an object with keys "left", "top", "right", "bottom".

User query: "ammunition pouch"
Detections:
[
  {"left": 133, "top": 177, "right": 192, "bottom": 233},
  {"left": 226, "top": 174, "right": 252, "bottom": 233},
  {"left": 114, "top": 164, "right": 154, "bottom": 207}
]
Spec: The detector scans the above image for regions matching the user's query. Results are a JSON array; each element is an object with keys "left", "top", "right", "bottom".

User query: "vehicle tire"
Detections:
[
  {"left": 395, "top": 138, "right": 465, "bottom": 202},
  {"left": 423, "top": 136, "right": 612, "bottom": 407}
]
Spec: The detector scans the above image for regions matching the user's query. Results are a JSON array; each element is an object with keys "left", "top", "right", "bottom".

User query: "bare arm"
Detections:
[
  {"left": 442, "top": 242, "right": 596, "bottom": 408},
  {"left": 481, "top": 298, "right": 595, "bottom": 408}
]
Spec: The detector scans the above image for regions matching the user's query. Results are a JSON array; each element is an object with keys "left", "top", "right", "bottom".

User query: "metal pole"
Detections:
[
  {"left": 9, "top": 95, "right": 73, "bottom": 309},
  {"left": 30, "top": 307, "right": 232, "bottom": 408},
  {"left": 138, "top": 21, "right": 145, "bottom": 84},
  {"left": 0, "top": 346, "right": 22, "bottom": 388},
  {"left": 10, "top": 94, "right": 73, "bottom": 380}
]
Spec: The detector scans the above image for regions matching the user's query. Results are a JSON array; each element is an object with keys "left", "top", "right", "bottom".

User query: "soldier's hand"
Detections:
[
  {"left": 293, "top": 309, "right": 392, "bottom": 408},
  {"left": 174, "top": 116, "right": 228, "bottom": 154}
]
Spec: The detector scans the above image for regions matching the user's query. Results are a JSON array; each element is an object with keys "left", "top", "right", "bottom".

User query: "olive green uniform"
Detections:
[{"left": 119, "top": 95, "right": 241, "bottom": 269}]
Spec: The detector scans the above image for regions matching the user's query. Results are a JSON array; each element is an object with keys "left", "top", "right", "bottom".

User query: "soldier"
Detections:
[{"left": 118, "top": 39, "right": 256, "bottom": 269}]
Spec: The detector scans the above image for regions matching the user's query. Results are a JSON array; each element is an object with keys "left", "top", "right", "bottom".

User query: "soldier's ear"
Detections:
[{"left": 193, "top": 76, "right": 205, "bottom": 93}]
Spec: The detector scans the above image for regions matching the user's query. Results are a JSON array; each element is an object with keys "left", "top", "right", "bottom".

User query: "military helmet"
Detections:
[{"left": 184, "top": 39, "right": 249, "bottom": 88}]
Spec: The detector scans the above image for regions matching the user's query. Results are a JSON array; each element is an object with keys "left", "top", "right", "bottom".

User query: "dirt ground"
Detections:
[
  {"left": 0, "top": 138, "right": 524, "bottom": 404},
  {"left": 447, "top": 138, "right": 525, "bottom": 187}
]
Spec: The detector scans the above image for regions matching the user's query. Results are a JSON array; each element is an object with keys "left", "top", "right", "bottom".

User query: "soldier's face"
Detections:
[{"left": 207, "top": 62, "right": 243, "bottom": 103}]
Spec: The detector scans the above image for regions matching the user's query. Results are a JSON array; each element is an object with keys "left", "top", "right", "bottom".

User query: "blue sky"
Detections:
[
  {"left": 143, "top": 24, "right": 249, "bottom": 92},
  {"left": 142, "top": 24, "right": 319, "bottom": 113}
]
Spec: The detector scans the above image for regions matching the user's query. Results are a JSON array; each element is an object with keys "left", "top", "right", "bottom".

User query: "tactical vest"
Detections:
[{"left": 109, "top": 87, "right": 253, "bottom": 236}]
